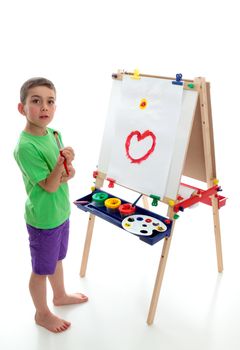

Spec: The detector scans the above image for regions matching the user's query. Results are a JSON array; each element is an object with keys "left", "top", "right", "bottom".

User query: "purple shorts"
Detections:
[{"left": 26, "top": 219, "right": 69, "bottom": 275}]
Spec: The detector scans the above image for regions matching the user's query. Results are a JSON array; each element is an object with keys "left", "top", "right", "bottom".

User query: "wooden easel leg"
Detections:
[
  {"left": 212, "top": 197, "right": 223, "bottom": 272},
  {"left": 142, "top": 195, "right": 149, "bottom": 210},
  {"left": 147, "top": 234, "right": 173, "bottom": 325},
  {"left": 147, "top": 206, "right": 175, "bottom": 325},
  {"left": 80, "top": 213, "right": 96, "bottom": 277},
  {"left": 195, "top": 77, "right": 224, "bottom": 273},
  {"left": 80, "top": 176, "right": 104, "bottom": 277}
]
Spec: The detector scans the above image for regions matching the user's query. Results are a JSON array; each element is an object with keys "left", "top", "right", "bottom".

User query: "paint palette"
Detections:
[{"left": 122, "top": 215, "right": 167, "bottom": 236}]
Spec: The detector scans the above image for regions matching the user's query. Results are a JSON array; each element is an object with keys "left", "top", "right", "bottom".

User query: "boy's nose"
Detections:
[{"left": 41, "top": 104, "right": 48, "bottom": 111}]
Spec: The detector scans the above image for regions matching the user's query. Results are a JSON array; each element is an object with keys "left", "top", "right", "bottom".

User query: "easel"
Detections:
[{"left": 78, "top": 71, "right": 225, "bottom": 325}]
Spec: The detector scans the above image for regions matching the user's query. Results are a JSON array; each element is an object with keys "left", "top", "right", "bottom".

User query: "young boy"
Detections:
[{"left": 14, "top": 77, "right": 88, "bottom": 333}]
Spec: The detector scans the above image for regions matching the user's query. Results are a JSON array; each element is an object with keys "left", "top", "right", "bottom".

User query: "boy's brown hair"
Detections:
[{"left": 20, "top": 77, "right": 56, "bottom": 104}]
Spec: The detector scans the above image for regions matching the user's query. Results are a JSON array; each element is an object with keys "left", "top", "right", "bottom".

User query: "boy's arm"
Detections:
[
  {"left": 38, "top": 146, "right": 75, "bottom": 192},
  {"left": 60, "top": 163, "right": 75, "bottom": 183},
  {"left": 38, "top": 154, "right": 66, "bottom": 193}
]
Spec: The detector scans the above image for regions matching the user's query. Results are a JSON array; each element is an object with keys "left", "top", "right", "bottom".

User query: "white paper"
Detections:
[{"left": 105, "top": 75, "right": 184, "bottom": 198}]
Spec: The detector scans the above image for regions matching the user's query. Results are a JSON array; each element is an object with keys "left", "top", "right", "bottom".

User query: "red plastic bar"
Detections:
[{"left": 174, "top": 185, "right": 220, "bottom": 213}]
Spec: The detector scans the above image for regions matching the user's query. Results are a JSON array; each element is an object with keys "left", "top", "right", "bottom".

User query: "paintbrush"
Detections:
[
  {"left": 132, "top": 194, "right": 143, "bottom": 207},
  {"left": 53, "top": 131, "right": 70, "bottom": 176}
]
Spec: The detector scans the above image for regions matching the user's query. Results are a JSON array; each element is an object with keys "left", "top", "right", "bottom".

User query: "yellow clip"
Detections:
[
  {"left": 213, "top": 179, "right": 219, "bottom": 185},
  {"left": 168, "top": 200, "right": 175, "bottom": 207},
  {"left": 91, "top": 186, "right": 96, "bottom": 192},
  {"left": 131, "top": 69, "right": 140, "bottom": 80}
]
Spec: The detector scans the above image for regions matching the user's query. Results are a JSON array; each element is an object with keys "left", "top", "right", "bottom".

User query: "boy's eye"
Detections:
[
  {"left": 48, "top": 100, "right": 55, "bottom": 105},
  {"left": 32, "top": 98, "right": 40, "bottom": 104}
]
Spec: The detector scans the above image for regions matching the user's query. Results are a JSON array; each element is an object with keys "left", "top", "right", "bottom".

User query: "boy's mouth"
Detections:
[{"left": 39, "top": 115, "right": 49, "bottom": 119}]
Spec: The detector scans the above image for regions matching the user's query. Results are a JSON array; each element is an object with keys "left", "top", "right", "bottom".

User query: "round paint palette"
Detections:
[{"left": 121, "top": 215, "right": 167, "bottom": 236}]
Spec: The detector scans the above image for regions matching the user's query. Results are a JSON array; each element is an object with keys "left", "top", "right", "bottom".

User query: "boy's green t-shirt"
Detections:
[{"left": 14, "top": 127, "right": 70, "bottom": 229}]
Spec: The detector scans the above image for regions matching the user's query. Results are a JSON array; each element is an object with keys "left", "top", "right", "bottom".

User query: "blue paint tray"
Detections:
[{"left": 74, "top": 190, "right": 173, "bottom": 245}]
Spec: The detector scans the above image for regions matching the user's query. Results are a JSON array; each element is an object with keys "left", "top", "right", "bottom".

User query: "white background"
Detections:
[{"left": 0, "top": 1, "right": 239, "bottom": 349}]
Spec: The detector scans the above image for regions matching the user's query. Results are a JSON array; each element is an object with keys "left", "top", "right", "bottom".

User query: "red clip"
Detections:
[
  {"left": 107, "top": 177, "right": 115, "bottom": 188},
  {"left": 93, "top": 170, "right": 98, "bottom": 178}
]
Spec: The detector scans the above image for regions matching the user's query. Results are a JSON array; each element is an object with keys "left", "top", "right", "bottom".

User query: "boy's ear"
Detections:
[{"left": 18, "top": 103, "right": 25, "bottom": 115}]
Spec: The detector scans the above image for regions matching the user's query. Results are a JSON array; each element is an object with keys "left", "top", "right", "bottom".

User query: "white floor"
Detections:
[{"left": 1, "top": 180, "right": 239, "bottom": 350}]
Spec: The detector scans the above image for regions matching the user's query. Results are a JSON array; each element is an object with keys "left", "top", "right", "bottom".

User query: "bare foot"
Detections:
[
  {"left": 53, "top": 293, "right": 88, "bottom": 306},
  {"left": 35, "top": 311, "right": 71, "bottom": 333}
]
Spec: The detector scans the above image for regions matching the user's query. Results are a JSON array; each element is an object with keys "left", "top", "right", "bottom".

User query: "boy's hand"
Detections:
[
  {"left": 60, "top": 147, "right": 75, "bottom": 164},
  {"left": 60, "top": 164, "right": 76, "bottom": 183},
  {"left": 39, "top": 148, "right": 75, "bottom": 193}
]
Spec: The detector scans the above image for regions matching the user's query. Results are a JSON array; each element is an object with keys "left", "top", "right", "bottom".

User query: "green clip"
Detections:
[
  {"left": 150, "top": 194, "right": 161, "bottom": 206},
  {"left": 187, "top": 83, "right": 195, "bottom": 89},
  {"left": 173, "top": 214, "right": 180, "bottom": 220}
]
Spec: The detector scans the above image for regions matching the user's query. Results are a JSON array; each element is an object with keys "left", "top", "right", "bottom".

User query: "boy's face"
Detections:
[{"left": 18, "top": 86, "right": 56, "bottom": 132}]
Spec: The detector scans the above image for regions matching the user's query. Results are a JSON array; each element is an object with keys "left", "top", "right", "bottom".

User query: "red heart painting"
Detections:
[{"left": 125, "top": 130, "right": 156, "bottom": 164}]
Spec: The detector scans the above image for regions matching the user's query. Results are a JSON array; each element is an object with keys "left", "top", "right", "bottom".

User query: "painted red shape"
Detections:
[{"left": 125, "top": 130, "right": 156, "bottom": 164}]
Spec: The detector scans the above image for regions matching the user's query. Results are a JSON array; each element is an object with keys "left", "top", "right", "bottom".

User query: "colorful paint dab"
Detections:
[{"left": 139, "top": 98, "right": 147, "bottom": 109}]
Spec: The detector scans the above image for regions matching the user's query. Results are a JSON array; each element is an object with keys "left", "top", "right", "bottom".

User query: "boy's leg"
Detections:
[
  {"left": 48, "top": 260, "right": 88, "bottom": 306},
  {"left": 29, "top": 272, "right": 71, "bottom": 332}
]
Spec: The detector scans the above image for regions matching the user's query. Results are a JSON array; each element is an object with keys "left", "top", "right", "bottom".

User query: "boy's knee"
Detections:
[{"left": 31, "top": 272, "right": 47, "bottom": 279}]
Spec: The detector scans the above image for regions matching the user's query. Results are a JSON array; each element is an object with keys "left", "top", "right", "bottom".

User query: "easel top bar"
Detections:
[{"left": 112, "top": 70, "right": 209, "bottom": 91}]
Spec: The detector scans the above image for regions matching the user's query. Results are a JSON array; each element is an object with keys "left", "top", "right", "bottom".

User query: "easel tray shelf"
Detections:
[{"left": 74, "top": 190, "right": 173, "bottom": 245}]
